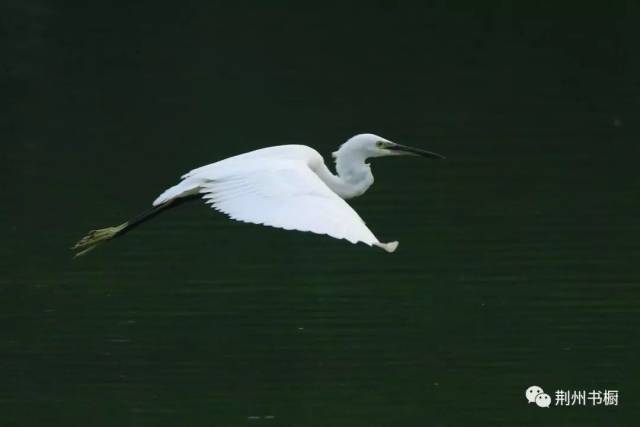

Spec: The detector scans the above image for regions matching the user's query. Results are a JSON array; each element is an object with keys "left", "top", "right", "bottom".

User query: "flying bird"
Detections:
[{"left": 72, "top": 133, "right": 444, "bottom": 256}]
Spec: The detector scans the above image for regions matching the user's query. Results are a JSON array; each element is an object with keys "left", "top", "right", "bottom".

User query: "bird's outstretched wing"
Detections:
[{"left": 195, "top": 160, "right": 393, "bottom": 250}]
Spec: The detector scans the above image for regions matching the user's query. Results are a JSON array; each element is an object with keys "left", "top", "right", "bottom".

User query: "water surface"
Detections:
[{"left": 3, "top": 2, "right": 640, "bottom": 425}]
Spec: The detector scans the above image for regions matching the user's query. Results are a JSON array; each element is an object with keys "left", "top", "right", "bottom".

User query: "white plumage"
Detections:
[
  {"left": 153, "top": 134, "right": 444, "bottom": 253},
  {"left": 72, "top": 133, "right": 444, "bottom": 257},
  {"left": 153, "top": 145, "right": 391, "bottom": 251}
]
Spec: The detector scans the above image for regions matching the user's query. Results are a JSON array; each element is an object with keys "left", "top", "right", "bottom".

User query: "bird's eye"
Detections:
[{"left": 376, "top": 141, "right": 385, "bottom": 148}]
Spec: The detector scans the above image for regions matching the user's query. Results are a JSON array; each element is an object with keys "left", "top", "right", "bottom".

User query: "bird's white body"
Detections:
[
  {"left": 148, "top": 133, "right": 443, "bottom": 253},
  {"left": 153, "top": 143, "right": 395, "bottom": 251},
  {"left": 71, "top": 134, "right": 443, "bottom": 257}
]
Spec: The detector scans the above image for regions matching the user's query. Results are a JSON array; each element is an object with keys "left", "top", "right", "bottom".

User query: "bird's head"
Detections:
[{"left": 333, "top": 133, "right": 445, "bottom": 160}]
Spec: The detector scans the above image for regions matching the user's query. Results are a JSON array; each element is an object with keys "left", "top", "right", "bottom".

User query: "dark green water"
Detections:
[{"left": 3, "top": 2, "right": 640, "bottom": 426}]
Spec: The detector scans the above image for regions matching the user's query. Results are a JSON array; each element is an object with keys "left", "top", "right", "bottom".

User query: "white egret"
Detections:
[{"left": 72, "top": 133, "right": 444, "bottom": 256}]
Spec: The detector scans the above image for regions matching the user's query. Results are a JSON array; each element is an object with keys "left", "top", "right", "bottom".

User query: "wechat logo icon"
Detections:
[{"left": 526, "top": 385, "right": 551, "bottom": 408}]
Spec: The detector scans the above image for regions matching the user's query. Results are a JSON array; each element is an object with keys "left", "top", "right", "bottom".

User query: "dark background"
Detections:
[{"left": 3, "top": 1, "right": 640, "bottom": 426}]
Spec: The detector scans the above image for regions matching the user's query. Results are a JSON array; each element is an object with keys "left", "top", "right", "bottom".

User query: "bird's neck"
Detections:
[{"left": 317, "top": 152, "right": 373, "bottom": 199}]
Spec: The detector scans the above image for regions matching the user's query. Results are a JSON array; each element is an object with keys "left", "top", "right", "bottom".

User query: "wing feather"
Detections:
[{"left": 197, "top": 160, "right": 381, "bottom": 246}]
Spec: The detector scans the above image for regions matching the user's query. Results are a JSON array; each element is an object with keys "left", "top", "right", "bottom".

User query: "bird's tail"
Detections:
[{"left": 71, "top": 223, "right": 129, "bottom": 257}]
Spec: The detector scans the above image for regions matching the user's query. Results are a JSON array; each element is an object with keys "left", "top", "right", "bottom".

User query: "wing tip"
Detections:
[{"left": 375, "top": 241, "right": 399, "bottom": 253}]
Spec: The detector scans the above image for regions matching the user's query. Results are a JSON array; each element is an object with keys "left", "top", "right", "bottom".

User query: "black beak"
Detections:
[{"left": 387, "top": 143, "right": 445, "bottom": 159}]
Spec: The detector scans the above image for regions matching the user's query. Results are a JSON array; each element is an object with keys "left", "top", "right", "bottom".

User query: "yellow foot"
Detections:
[{"left": 71, "top": 222, "right": 128, "bottom": 257}]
